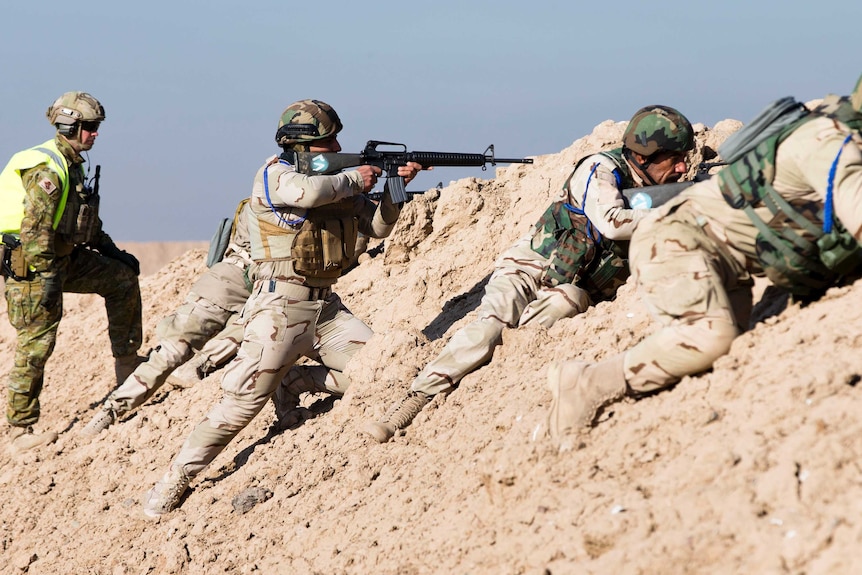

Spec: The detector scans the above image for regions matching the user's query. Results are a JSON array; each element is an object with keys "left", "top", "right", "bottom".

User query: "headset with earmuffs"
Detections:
[{"left": 56, "top": 122, "right": 78, "bottom": 137}]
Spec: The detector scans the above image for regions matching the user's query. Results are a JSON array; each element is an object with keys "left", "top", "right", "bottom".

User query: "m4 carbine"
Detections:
[{"left": 284, "top": 140, "right": 533, "bottom": 203}]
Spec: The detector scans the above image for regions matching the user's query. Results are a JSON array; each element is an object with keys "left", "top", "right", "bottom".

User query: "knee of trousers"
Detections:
[
  {"left": 625, "top": 318, "right": 739, "bottom": 393},
  {"left": 207, "top": 392, "right": 269, "bottom": 430}
]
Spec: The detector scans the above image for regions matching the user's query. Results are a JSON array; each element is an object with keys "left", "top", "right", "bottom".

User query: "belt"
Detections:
[{"left": 260, "top": 279, "right": 332, "bottom": 301}]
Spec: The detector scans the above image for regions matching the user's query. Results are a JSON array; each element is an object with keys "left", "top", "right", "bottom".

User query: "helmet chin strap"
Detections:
[{"left": 624, "top": 148, "right": 659, "bottom": 186}]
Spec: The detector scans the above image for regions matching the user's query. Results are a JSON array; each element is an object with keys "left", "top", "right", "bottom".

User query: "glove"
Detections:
[
  {"left": 39, "top": 274, "right": 62, "bottom": 311},
  {"left": 114, "top": 250, "right": 141, "bottom": 276},
  {"left": 97, "top": 243, "right": 141, "bottom": 276}
]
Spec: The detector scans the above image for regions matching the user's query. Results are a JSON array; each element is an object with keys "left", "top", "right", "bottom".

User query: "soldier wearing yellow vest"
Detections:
[
  {"left": 0, "top": 91, "right": 143, "bottom": 452},
  {"left": 141, "top": 99, "right": 425, "bottom": 516}
]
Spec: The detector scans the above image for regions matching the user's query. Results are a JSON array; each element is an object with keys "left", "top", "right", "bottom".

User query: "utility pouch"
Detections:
[
  {"left": 817, "top": 224, "right": 862, "bottom": 277},
  {"left": 73, "top": 203, "right": 100, "bottom": 244},
  {"left": 578, "top": 241, "right": 630, "bottom": 302},
  {"left": 8, "top": 244, "right": 29, "bottom": 280},
  {"left": 291, "top": 216, "right": 356, "bottom": 279}
]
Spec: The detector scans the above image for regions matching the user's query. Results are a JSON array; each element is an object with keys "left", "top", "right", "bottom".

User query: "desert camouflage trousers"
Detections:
[
  {"left": 411, "top": 264, "right": 590, "bottom": 396},
  {"left": 5, "top": 247, "right": 142, "bottom": 426},
  {"left": 106, "top": 261, "right": 250, "bottom": 415},
  {"left": 172, "top": 280, "right": 372, "bottom": 477},
  {"left": 623, "top": 203, "right": 754, "bottom": 392}
]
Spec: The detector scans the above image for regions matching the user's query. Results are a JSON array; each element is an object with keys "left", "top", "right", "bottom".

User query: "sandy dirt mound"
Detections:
[{"left": 2, "top": 116, "right": 861, "bottom": 575}]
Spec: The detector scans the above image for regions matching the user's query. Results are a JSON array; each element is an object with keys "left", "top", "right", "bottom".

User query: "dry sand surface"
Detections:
[{"left": 2, "top": 115, "right": 862, "bottom": 574}]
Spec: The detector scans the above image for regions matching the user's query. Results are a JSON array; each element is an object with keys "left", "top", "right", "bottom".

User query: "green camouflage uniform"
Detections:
[
  {"left": 5, "top": 137, "right": 141, "bottom": 426},
  {"left": 624, "top": 114, "right": 862, "bottom": 393},
  {"left": 410, "top": 150, "right": 645, "bottom": 397},
  {"left": 168, "top": 154, "right": 394, "bottom": 478},
  {"left": 102, "top": 201, "right": 255, "bottom": 416}
]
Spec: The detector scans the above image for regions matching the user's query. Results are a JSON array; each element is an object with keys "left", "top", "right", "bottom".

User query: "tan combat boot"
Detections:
[
  {"left": 143, "top": 467, "right": 191, "bottom": 517},
  {"left": 363, "top": 391, "right": 432, "bottom": 443},
  {"left": 10, "top": 425, "right": 58, "bottom": 452},
  {"left": 166, "top": 355, "right": 206, "bottom": 389},
  {"left": 547, "top": 354, "right": 628, "bottom": 443},
  {"left": 270, "top": 366, "right": 343, "bottom": 430},
  {"left": 114, "top": 353, "right": 146, "bottom": 386},
  {"left": 81, "top": 407, "right": 117, "bottom": 436}
]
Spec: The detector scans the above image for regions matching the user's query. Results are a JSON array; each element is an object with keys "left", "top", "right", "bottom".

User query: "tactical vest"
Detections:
[
  {"left": 718, "top": 99, "right": 862, "bottom": 297},
  {"left": 56, "top": 173, "right": 101, "bottom": 246},
  {"left": 0, "top": 139, "right": 70, "bottom": 234},
  {"left": 249, "top": 161, "right": 358, "bottom": 280},
  {"left": 532, "top": 149, "right": 633, "bottom": 301}
]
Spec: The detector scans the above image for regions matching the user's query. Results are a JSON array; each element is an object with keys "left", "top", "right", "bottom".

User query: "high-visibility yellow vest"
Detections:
[{"left": 0, "top": 139, "right": 70, "bottom": 234}]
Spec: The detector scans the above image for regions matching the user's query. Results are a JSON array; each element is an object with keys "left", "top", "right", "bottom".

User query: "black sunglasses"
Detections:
[{"left": 80, "top": 121, "right": 101, "bottom": 132}]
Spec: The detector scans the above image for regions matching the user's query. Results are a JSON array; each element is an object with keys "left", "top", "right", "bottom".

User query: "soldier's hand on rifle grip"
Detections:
[{"left": 357, "top": 166, "right": 382, "bottom": 193}]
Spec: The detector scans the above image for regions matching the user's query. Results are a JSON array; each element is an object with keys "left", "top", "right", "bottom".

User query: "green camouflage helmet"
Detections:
[
  {"left": 275, "top": 99, "right": 343, "bottom": 147},
  {"left": 851, "top": 73, "right": 862, "bottom": 114},
  {"left": 46, "top": 91, "right": 105, "bottom": 128},
  {"left": 623, "top": 105, "right": 694, "bottom": 157}
]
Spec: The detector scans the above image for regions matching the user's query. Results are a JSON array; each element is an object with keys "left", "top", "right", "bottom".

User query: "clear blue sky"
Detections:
[{"left": 2, "top": 0, "right": 859, "bottom": 241}]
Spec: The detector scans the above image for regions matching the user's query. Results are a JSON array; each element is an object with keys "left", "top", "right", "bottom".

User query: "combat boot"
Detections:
[
  {"left": 143, "top": 467, "right": 191, "bottom": 517},
  {"left": 166, "top": 356, "right": 206, "bottom": 389},
  {"left": 547, "top": 354, "right": 628, "bottom": 443},
  {"left": 363, "top": 391, "right": 432, "bottom": 443},
  {"left": 114, "top": 353, "right": 146, "bottom": 386},
  {"left": 9, "top": 425, "right": 58, "bottom": 452},
  {"left": 81, "top": 407, "right": 116, "bottom": 436}
]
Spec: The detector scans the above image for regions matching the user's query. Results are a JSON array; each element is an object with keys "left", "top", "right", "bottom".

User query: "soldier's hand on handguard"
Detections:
[
  {"left": 356, "top": 166, "right": 383, "bottom": 193},
  {"left": 114, "top": 250, "right": 141, "bottom": 276},
  {"left": 398, "top": 161, "right": 428, "bottom": 186}
]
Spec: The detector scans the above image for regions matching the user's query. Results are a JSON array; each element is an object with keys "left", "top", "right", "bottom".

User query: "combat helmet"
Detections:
[
  {"left": 851, "top": 73, "right": 862, "bottom": 114},
  {"left": 46, "top": 91, "right": 105, "bottom": 136},
  {"left": 623, "top": 105, "right": 694, "bottom": 158},
  {"left": 275, "top": 99, "right": 343, "bottom": 150}
]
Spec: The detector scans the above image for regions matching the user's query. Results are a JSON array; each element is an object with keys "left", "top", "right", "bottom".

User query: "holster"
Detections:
[{"left": 1, "top": 235, "right": 29, "bottom": 280}]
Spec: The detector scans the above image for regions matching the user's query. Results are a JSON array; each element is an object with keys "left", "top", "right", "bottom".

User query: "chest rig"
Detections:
[
  {"left": 531, "top": 149, "right": 633, "bottom": 301},
  {"left": 56, "top": 164, "right": 101, "bottom": 246}
]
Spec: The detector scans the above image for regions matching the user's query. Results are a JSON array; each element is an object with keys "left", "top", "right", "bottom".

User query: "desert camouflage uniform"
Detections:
[
  {"left": 4, "top": 137, "right": 141, "bottom": 426},
  {"left": 410, "top": 150, "right": 646, "bottom": 396},
  {"left": 169, "top": 156, "right": 397, "bottom": 477},
  {"left": 624, "top": 116, "right": 862, "bottom": 392},
  {"left": 102, "top": 200, "right": 255, "bottom": 416}
]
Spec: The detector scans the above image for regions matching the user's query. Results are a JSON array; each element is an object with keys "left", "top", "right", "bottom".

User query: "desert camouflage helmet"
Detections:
[
  {"left": 46, "top": 91, "right": 105, "bottom": 127},
  {"left": 623, "top": 105, "right": 694, "bottom": 157},
  {"left": 275, "top": 99, "right": 343, "bottom": 147}
]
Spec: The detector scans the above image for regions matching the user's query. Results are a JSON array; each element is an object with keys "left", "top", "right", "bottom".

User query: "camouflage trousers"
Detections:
[
  {"left": 411, "top": 265, "right": 590, "bottom": 396},
  {"left": 624, "top": 202, "right": 754, "bottom": 393},
  {"left": 171, "top": 281, "right": 372, "bottom": 478},
  {"left": 106, "top": 261, "right": 250, "bottom": 415},
  {"left": 5, "top": 247, "right": 142, "bottom": 426}
]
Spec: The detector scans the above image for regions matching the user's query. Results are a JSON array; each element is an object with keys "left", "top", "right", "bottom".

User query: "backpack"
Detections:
[{"left": 717, "top": 97, "right": 862, "bottom": 298}]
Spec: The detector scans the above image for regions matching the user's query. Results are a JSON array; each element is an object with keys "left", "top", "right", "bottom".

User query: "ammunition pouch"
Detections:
[
  {"left": 290, "top": 200, "right": 357, "bottom": 279},
  {"left": 577, "top": 241, "right": 631, "bottom": 302}
]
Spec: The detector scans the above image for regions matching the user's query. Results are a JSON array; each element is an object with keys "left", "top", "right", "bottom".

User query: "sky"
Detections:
[{"left": 1, "top": 0, "right": 860, "bottom": 241}]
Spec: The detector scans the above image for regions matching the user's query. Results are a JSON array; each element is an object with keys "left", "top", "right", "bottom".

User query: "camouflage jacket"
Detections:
[{"left": 19, "top": 137, "right": 114, "bottom": 277}]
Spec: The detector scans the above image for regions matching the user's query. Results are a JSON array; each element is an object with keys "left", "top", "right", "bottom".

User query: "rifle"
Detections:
[
  {"left": 284, "top": 140, "right": 533, "bottom": 204},
  {"left": 622, "top": 161, "right": 727, "bottom": 209}
]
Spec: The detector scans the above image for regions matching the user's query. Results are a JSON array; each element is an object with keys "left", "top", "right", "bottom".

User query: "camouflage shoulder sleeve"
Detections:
[{"left": 19, "top": 165, "right": 63, "bottom": 274}]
